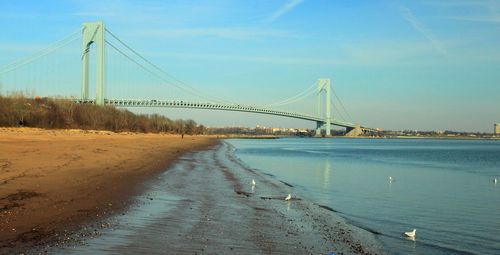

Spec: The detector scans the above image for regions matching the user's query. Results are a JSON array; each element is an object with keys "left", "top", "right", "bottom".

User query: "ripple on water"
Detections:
[{"left": 227, "top": 138, "right": 500, "bottom": 255}]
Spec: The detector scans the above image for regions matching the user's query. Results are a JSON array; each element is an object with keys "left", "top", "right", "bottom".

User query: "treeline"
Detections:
[{"left": 0, "top": 94, "right": 205, "bottom": 134}]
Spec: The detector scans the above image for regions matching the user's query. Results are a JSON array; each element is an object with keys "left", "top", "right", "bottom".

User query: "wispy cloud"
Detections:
[
  {"left": 73, "top": 11, "right": 118, "bottom": 17},
  {"left": 400, "top": 6, "right": 447, "bottom": 55},
  {"left": 70, "top": 0, "right": 183, "bottom": 25},
  {"left": 267, "top": 0, "right": 304, "bottom": 22},
  {"left": 342, "top": 40, "right": 449, "bottom": 66},
  {"left": 423, "top": 0, "right": 500, "bottom": 23},
  {"left": 138, "top": 27, "right": 290, "bottom": 40},
  {"left": 146, "top": 51, "right": 342, "bottom": 65},
  {"left": 446, "top": 15, "right": 500, "bottom": 23},
  {"left": 144, "top": 39, "right": 460, "bottom": 67}
]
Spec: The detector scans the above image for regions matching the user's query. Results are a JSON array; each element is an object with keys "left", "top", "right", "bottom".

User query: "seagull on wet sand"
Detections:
[
  {"left": 285, "top": 194, "right": 292, "bottom": 201},
  {"left": 403, "top": 229, "right": 416, "bottom": 238},
  {"left": 252, "top": 179, "right": 256, "bottom": 186}
]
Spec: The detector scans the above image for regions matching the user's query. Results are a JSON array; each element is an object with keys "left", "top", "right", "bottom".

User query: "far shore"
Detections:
[
  {"left": 222, "top": 135, "right": 500, "bottom": 140},
  {"left": 361, "top": 135, "right": 500, "bottom": 140},
  {"left": 0, "top": 127, "right": 217, "bottom": 253}
]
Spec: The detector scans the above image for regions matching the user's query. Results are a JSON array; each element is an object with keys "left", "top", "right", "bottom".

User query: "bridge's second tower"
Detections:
[
  {"left": 81, "top": 21, "right": 105, "bottom": 105},
  {"left": 315, "top": 78, "right": 331, "bottom": 137}
]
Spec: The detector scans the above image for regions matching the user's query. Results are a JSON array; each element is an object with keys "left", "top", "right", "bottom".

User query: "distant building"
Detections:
[{"left": 495, "top": 123, "right": 500, "bottom": 135}]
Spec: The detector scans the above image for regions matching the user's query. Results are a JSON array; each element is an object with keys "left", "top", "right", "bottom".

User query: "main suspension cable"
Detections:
[
  {"left": 105, "top": 40, "right": 235, "bottom": 104},
  {"left": 264, "top": 82, "right": 317, "bottom": 107},
  {"left": 0, "top": 30, "right": 81, "bottom": 75},
  {"left": 332, "top": 89, "right": 354, "bottom": 123},
  {"left": 105, "top": 29, "right": 236, "bottom": 105}
]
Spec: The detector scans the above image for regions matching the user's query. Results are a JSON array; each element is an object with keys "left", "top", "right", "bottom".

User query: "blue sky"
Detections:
[{"left": 0, "top": 0, "right": 499, "bottom": 132}]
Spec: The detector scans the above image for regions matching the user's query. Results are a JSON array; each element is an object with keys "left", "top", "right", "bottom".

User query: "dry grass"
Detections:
[{"left": 0, "top": 94, "right": 204, "bottom": 134}]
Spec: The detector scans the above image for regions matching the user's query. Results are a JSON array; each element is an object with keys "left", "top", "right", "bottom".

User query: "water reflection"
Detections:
[
  {"left": 405, "top": 236, "right": 416, "bottom": 242},
  {"left": 388, "top": 176, "right": 395, "bottom": 191},
  {"left": 403, "top": 236, "right": 417, "bottom": 251},
  {"left": 322, "top": 159, "right": 332, "bottom": 189}
]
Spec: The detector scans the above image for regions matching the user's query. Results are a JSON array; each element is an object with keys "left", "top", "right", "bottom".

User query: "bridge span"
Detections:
[{"left": 74, "top": 98, "right": 374, "bottom": 134}]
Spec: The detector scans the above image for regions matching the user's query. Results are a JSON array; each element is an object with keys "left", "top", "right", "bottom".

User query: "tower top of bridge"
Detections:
[{"left": 81, "top": 21, "right": 106, "bottom": 105}]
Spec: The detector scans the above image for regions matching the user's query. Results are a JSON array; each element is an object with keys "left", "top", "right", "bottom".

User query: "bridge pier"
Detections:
[
  {"left": 315, "top": 121, "right": 322, "bottom": 137},
  {"left": 314, "top": 121, "right": 332, "bottom": 137}
]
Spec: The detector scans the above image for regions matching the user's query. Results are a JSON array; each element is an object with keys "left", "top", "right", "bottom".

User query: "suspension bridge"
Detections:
[{"left": 0, "top": 21, "right": 375, "bottom": 136}]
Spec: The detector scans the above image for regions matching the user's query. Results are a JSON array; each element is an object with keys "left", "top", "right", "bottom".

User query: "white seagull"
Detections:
[
  {"left": 252, "top": 179, "right": 256, "bottom": 186},
  {"left": 389, "top": 176, "right": 395, "bottom": 182},
  {"left": 403, "top": 229, "right": 416, "bottom": 238},
  {"left": 494, "top": 178, "right": 498, "bottom": 184},
  {"left": 285, "top": 194, "right": 292, "bottom": 201}
]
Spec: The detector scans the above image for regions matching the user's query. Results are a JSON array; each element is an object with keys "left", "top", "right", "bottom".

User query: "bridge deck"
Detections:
[{"left": 74, "top": 99, "right": 373, "bottom": 131}]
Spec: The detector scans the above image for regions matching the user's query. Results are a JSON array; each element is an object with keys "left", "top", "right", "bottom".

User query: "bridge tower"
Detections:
[
  {"left": 81, "top": 21, "right": 105, "bottom": 105},
  {"left": 315, "top": 78, "right": 332, "bottom": 137}
]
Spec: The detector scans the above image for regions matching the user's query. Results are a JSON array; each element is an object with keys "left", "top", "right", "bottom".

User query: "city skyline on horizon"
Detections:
[{"left": 0, "top": 0, "right": 499, "bottom": 132}]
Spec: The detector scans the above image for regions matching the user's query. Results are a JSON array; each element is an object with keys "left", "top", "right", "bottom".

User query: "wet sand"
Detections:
[
  {"left": 0, "top": 128, "right": 216, "bottom": 253},
  {"left": 51, "top": 142, "right": 386, "bottom": 255}
]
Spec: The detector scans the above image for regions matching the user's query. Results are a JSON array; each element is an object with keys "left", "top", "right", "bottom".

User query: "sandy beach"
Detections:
[
  {"left": 0, "top": 128, "right": 216, "bottom": 253},
  {"left": 1, "top": 128, "right": 385, "bottom": 254}
]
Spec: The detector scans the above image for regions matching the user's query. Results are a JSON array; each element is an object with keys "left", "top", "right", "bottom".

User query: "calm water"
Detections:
[{"left": 227, "top": 138, "right": 500, "bottom": 255}]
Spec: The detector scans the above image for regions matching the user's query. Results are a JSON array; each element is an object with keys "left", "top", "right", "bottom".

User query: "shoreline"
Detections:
[
  {"left": 216, "top": 134, "right": 500, "bottom": 140},
  {"left": 0, "top": 128, "right": 217, "bottom": 253},
  {"left": 45, "top": 140, "right": 385, "bottom": 254},
  {"left": 1, "top": 128, "right": 385, "bottom": 254}
]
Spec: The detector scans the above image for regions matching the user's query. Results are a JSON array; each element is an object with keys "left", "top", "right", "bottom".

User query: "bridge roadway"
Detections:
[{"left": 74, "top": 99, "right": 372, "bottom": 131}]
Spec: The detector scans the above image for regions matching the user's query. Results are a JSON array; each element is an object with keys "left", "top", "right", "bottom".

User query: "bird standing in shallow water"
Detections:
[
  {"left": 404, "top": 229, "right": 416, "bottom": 238},
  {"left": 494, "top": 178, "right": 498, "bottom": 184},
  {"left": 252, "top": 179, "right": 256, "bottom": 186},
  {"left": 389, "top": 176, "right": 395, "bottom": 182},
  {"left": 285, "top": 194, "right": 292, "bottom": 201}
]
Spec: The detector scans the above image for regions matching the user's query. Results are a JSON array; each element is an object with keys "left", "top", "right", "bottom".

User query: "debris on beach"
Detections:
[
  {"left": 279, "top": 180, "right": 294, "bottom": 187},
  {"left": 234, "top": 189, "right": 252, "bottom": 197},
  {"left": 314, "top": 203, "right": 338, "bottom": 213}
]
